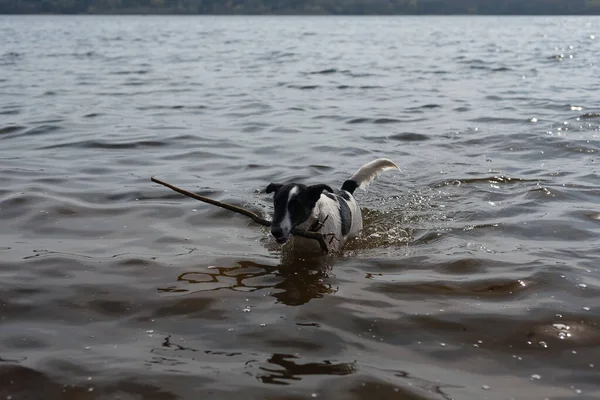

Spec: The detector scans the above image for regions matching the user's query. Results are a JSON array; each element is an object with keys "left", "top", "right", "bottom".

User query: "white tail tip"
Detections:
[{"left": 350, "top": 158, "right": 399, "bottom": 189}]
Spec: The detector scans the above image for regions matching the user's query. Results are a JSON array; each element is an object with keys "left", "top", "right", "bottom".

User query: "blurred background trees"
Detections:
[{"left": 1, "top": 0, "right": 599, "bottom": 15}]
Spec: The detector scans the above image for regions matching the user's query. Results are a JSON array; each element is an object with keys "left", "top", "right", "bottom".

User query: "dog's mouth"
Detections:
[{"left": 274, "top": 237, "right": 288, "bottom": 244}]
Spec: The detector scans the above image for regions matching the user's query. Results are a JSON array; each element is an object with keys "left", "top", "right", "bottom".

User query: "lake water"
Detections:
[{"left": 1, "top": 15, "right": 599, "bottom": 400}]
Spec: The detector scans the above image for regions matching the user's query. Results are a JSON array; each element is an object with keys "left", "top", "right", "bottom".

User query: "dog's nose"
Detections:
[
  {"left": 271, "top": 226, "right": 288, "bottom": 243},
  {"left": 271, "top": 226, "right": 283, "bottom": 238}
]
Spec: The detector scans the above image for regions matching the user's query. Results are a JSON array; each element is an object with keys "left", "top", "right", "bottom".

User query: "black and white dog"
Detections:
[{"left": 266, "top": 158, "right": 398, "bottom": 253}]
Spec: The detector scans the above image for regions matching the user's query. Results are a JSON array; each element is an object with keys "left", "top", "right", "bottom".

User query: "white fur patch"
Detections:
[{"left": 279, "top": 186, "right": 298, "bottom": 236}]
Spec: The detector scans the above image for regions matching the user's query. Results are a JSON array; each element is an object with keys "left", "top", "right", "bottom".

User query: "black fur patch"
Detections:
[
  {"left": 339, "top": 198, "right": 352, "bottom": 236},
  {"left": 341, "top": 179, "right": 358, "bottom": 194},
  {"left": 323, "top": 190, "right": 352, "bottom": 236}
]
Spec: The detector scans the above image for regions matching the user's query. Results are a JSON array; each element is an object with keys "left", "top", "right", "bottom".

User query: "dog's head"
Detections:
[{"left": 266, "top": 182, "right": 333, "bottom": 244}]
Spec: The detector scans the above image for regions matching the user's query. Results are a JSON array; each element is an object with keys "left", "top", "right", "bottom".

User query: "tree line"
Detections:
[{"left": 2, "top": 0, "right": 600, "bottom": 15}]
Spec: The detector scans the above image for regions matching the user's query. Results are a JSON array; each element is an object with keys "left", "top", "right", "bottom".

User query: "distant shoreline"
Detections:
[
  {"left": 2, "top": 12, "right": 600, "bottom": 16},
  {"left": 3, "top": 0, "right": 600, "bottom": 16}
]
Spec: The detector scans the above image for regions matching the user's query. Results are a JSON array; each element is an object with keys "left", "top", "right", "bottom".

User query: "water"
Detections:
[{"left": 1, "top": 15, "right": 599, "bottom": 400}]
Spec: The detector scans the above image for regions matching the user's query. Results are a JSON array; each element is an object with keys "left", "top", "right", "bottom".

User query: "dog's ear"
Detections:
[
  {"left": 266, "top": 183, "right": 283, "bottom": 194},
  {"left": 306, "top": 184, "right": 333, "bottom": 204}
]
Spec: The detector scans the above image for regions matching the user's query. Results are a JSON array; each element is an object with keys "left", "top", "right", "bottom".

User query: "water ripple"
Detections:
[{"left": 0, "top": 14, "right": 599, "bottom": 400}]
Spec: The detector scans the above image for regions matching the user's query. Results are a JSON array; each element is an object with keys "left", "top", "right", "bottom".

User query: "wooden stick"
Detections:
[
  {"left": 151, "top": 176, "right": 329, "bottom": 253},
  {"left": 151, "top": 176, "right": 270, "bottom": 225}
]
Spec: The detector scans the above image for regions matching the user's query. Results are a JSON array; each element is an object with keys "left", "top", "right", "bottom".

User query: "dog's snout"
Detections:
[
  {"left": 271, "top": 226, "right": 283, "bottom": 237},
  {"left": 271, "top": 226, "right": 288, "bottom": 244}
]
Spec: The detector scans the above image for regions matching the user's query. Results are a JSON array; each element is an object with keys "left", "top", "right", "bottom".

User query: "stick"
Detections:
[{"left": 151, "top": 176, "right": 329, "bottom": 253}]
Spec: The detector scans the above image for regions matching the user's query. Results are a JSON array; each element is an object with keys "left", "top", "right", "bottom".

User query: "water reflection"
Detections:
[
  {"left": 258, "top": 353, "right": 357, "bottom": 385},
  {"left": 158, "top": 254, "right": 338, "bottom": 306}
]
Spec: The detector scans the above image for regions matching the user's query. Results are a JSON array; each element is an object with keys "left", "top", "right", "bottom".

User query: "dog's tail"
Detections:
[{"left": 341, "top": 158, "right": 399, "bottom": 194}]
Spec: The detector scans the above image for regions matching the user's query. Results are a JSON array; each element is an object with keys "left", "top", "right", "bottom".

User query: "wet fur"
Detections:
[{"left": 266, "top": 158, "right": 398, "bottom": 253}]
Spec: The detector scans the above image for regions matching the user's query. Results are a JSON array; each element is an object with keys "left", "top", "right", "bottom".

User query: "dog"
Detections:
[{"left": 265, "top": 158, "right": 399, "bottom": 253}]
